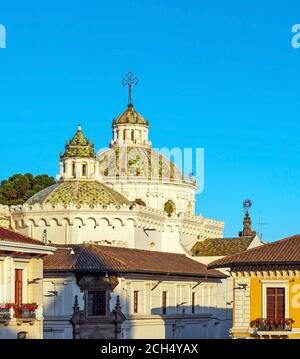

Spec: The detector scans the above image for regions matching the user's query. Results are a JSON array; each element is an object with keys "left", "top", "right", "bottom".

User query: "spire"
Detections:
[
  {"left": 239, "top": 199, "right": 256, "bottom": 237},
  {"left": 122, "top": 71, "right": 138, "bottom": 107}
]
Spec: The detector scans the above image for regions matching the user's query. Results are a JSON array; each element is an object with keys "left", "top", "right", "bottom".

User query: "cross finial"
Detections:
[
  {"left": 122, "top": 71, "right": 138, "bottom": 107},
  {"left": 243, "top": 199, "right": 252, "bottom": 213}
]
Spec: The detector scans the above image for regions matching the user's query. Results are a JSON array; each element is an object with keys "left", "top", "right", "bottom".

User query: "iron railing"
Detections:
[
  {"left": 0, "top": 307, "right": 11, "bottom": 322},
  {"left": 250, "top": 318, "right": 293, "bottom": 331}
]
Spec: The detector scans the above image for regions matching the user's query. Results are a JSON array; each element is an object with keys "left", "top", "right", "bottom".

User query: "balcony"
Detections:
[
  {"left": 0, "top": 306, "right": 12, "bottom": 325},
  {"left": 2, "top": 303, "right": 38, "bottom": 324},
  {"left": 250, "top": 318, "right": 294, "bottom": 332}
]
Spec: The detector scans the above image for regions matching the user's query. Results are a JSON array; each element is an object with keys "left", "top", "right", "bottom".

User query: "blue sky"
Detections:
[{"left": 0, "top": 1, "right": 300, "bottom": 242}]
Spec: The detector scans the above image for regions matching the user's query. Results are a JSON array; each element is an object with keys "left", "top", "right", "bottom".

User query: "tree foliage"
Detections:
[{"left": 0, "top": 173, "right": 55, "bottom": 205}]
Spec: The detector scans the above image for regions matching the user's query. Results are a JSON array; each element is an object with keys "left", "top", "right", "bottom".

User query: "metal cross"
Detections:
[{"left": 122, "top": 72, "right": 138, "bottom": 106}]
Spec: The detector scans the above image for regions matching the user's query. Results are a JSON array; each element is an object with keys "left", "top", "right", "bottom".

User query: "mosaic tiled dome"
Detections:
[
  {"left": 26, "top": 180, "right": 131, "bottom": 207},
  {"left": 113, "top": 105, "right": 148, "bottom": 126},
  {"left": 98, "top": 146, "right": 185, "bottom": 182},
  {"left": 60, "top": 126, "right": 96, "bottom": 159}
]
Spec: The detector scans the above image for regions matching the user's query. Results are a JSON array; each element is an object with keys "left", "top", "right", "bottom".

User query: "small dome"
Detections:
[
  {"left": 26, "top": 180, "right": 131, "bottom": 207},
  {"left": 113, "top": 105, "right": 148, "bottom": 126},
  {"left": 61, "top": 125, "right": 96, "bottom": 159}
]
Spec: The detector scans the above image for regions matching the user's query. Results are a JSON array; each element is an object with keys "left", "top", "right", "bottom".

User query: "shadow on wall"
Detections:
[{"left": 122, "top": 305, "right": 232, "bottom": 340}]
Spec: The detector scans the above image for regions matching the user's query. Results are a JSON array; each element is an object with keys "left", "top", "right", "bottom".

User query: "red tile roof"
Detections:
[
  {"left": 0, "top": 226, "right": 45, "bottom": 246},
  {"left": 209, "top": 234, "right": 300, "bottom": 269},
  {"left": 44, "top": 244, "right": 225, "bottom": 279}
]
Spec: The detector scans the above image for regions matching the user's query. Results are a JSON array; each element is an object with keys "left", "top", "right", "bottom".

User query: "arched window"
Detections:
[
  {"left": 71, "top": 162, "right": 76, "bottom": 177},
  {"left": 82, "top": 162, "right": 88, "bottom": 177},
  {"left": 164, "top": 200, "right": 176, "bottom": 217},
  {"left": 131, "top": 129, "right": 134, "bottom": 142},
  {"left": 123, "top": 129, "right": 126, "bottom": 141}
]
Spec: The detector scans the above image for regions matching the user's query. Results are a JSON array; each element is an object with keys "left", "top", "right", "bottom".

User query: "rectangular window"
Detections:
[
  {"left": 15, "top": 269, "right": 23, "bottom": 305},
  {"left": 133, "top": 291, "right": 139, "bottom": 313},
  {"left": 72, "top": 163, "right": 76, "bottom": 177},
  {"left": 192, "top": 292, "right": 196, "bottom": 314},
  {"left": 162, "top": 291, "right": 167, "bottom": 315},
  {"left": 266, "top": 287, "right": 285, "bottom": 320},
  {"left": 87, "top": 291, "right": 106, "bottom": 316}
]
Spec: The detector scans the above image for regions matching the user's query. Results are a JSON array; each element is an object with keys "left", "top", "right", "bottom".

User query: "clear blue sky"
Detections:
[{"left": 1, "top": 1, "right": 300, "bottom": 242}]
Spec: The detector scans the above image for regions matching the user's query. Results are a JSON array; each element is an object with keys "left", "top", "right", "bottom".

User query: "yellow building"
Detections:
[
  {"left": 209, "top": 234, "right": 300, "bottom": 339},
  {"left": 0, "top": 226, "right": 55, "bottom": 339}
]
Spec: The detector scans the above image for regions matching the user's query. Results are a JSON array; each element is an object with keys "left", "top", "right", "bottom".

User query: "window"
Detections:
[
  {"left": 266, "top": 288, "right": 285, "bottom": 320},
  {"left": 192, "top": 292, "right": 196, "bottom": 314},
  {"left": 15, "top": 269, "right": 23, "bottom": 305},
  {"left": 71, "top": 163, "right": 76, "bottom": 177},
  {"left": 87, "top": 291, "right": 106, "bottom": 316},
  {"left": 164, "top": 200, "right": 176, "bottom": 217},
  {"left": 162, "top": 291, "right": 168, "bottom": 315},
  {"left": 82, "top": 163, "right": 87, "bottom": 177},
  {"left": 131, "top": 130, "right": 134, "bottom": 142},
  {"left": 133, "top": 291, "right": 139, "bottom": 313},
  {"left": 123, "top": 129, "right": 126, "bottom": 141}
]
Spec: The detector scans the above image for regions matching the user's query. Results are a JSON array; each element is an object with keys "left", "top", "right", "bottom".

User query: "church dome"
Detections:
[
  {"left": 98, "top": 146, "right": 186, "bottom": 182},
  {"left": 26, "top": 180, "right": 131, "bottom": 208},
  {"left": 113, "top": 105, "right": 149, "bottom": 126},
  {"left": 61, "top": 125, "right": 96, "bottom": 159}
]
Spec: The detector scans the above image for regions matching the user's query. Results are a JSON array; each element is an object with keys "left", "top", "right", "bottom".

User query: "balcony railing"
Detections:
[
  {"left": 0, "top": 307, "right": 11, "bottom": 323},
  {"left": 15, "top": 304, "right": 38, "bottom": 321},
  {"left": 250, "top": 318, "right": 294, "bottom": 331}
]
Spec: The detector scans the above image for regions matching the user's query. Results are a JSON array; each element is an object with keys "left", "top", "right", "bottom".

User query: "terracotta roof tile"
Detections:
[
  {"left": 191, "top": 236, "right": 254, "bottom": 256},
  {"left": 209, "top": 234, "right": 300, "bottom": 269},
  {"left": 44, "top": 244, "right": 225, "bottom": 279},
  {"left": 0, "top": 226, "right": 45, "bottom": 246}
]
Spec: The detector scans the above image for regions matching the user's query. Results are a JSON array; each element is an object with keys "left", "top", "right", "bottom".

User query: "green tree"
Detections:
[{"left": 0, "top": 174, "right": 55, "bottom": 205}]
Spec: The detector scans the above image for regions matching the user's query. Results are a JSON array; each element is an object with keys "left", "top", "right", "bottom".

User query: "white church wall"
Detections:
[{"left": 42, "top": 273, "right": 231, "bottom": 339}]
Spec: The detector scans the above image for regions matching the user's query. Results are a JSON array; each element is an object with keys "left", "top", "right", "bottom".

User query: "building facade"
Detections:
[
  {"left": 43, "top": 244, "right": 230, "bottom": 339},
  {"left": 0, "top": 227, "right": 55, "bottom": 339},
  {"left": 209, "top": 234, "right": 300, "bottom": 339}
]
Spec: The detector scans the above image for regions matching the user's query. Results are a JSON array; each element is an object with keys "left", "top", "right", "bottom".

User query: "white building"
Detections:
[{"left": 2, "top": 87, "right": 246, "bottom": 339}]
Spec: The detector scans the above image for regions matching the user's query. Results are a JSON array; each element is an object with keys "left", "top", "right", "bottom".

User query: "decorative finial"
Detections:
[
  {"left": 243, "top": 199, "right": 252, "bottom": 212},
  {"left": 78, "top": 124, "right": 82, "bottom": 131},
  {"left": 239, "top": 199, "right": 256, "bottom": 237},
  {"left": 122, "top": 71, "right": 138, "bottom": 107}
]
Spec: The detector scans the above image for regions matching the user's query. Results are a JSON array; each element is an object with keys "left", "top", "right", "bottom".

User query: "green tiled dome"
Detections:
[
  {"left": 113, "top": 105, "right": 148, "bottom": 126},
  {"left": 26, "top": 180, "right": 131, "bottom": 208},
  {"left": 61, "top": 126, "right": 96, "bottom": 159}
]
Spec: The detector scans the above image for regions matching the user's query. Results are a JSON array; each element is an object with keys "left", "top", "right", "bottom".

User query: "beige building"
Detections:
[{"left": 0, "top": 226, "right": 55, "bottom": 339}]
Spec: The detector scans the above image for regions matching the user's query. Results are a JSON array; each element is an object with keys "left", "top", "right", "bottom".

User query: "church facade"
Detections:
[{"left": 0, "top": 78, "right": 260, "bottom": 339}]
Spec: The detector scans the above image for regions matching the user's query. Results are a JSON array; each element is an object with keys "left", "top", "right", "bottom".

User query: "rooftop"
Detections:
[
  {"left": 191, "top": 236, "right": 255, "bottom": 257},
  {"left": 0, "top": 226, "right": 45, "bottom": 246},
  {"left": 44, "top": 243, "right": 226, "bottom": 279},
  {"left": 209, "top": 234, "right": 300, "bottom": 269},
  {"left": 113, "top": 104, "right": 149, "bottom": 126},
  {"left": 26, "top": 180, "right": 131, "bottom": 207}
]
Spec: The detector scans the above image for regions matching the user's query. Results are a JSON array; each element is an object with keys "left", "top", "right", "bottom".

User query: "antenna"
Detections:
[{"left": 256, "top": 211, "right": 267, "bottom": 240}]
